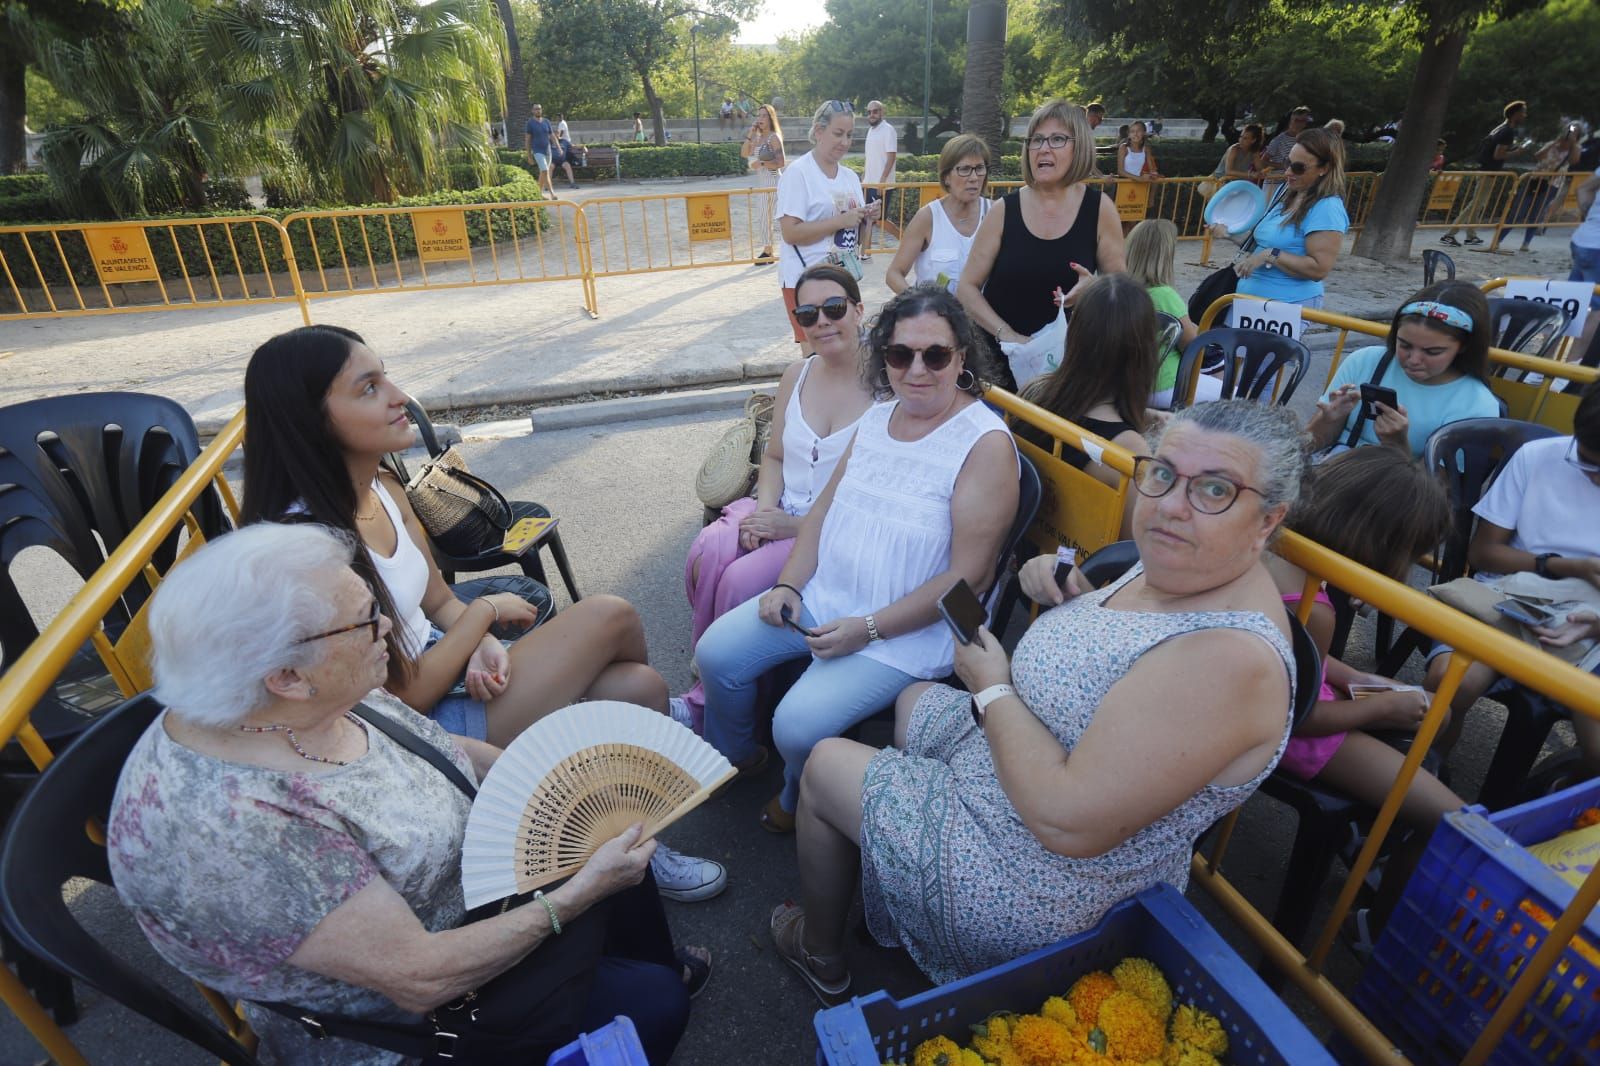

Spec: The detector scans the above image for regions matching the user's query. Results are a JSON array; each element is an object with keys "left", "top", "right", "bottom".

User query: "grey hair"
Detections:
[
  {"left": 149, "top": 523, "right": 357, "bottom": 727},
  {"left": 809, "top": 99, "right": 854, "bottom": 144},
  {"left": 1147, "top": 400, "right": 1313, "bottom": 512}
]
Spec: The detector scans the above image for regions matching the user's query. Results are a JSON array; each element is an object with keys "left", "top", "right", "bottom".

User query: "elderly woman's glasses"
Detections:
[
  {"left": 952, "top": 163, "right": 988, "bottom": 178},
  {"left": 1027, "top": 133, "right": 1072, "bottom": 151},
  {"left": 1132, "top": 456, "right": 1265, "bottom": 515},
  {"left": 1566, "top": 441, "right": 1600, "bottom": 476},
  {"left": 792, "top": 296, "right": 850, "bottom": 328},
  {"left": 883, "top": 344, "right": 956, "bottom": 371},
  {"left": 295, "top": 600, "right": 381, "bottom": 645}
]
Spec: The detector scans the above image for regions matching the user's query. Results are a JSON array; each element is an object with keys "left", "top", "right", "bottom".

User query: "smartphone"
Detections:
[
  {"left": 1359, "top": 383, "right": 1398, "bottom": 421},
  {"left": 938, "top": 579, "right": 988, "bottom": 646},
  {"left": 1053, "top": 547, "right": 1078, "bottom": 590},
  {"left": 1494, "top": 599, "right": 1558, "bottom": 628},
  {"left": 779, "top": 604, "right": 819, "bottom": 638}
]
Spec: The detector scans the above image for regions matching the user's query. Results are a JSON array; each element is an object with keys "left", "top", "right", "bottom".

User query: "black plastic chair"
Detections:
[
  {"left": 1077, "top": 539, "right": 1142, "bottom": 590},
  {"left": 0, "top": 693, "right": 263, "bottom": 1064},
  {"left": 390, "top": 399, "right": 582, "bottom": 602},
  {"left": 983, "top": 453, "right": 1043, "bottom": 642},
  {"left": 1421, "top": 248, "right": 1455, "bottom": 286},
  {"left": 1154, "top": 311, "right": 1183, "bottom": 360},
  {"left": 1171, "top": 327, "right": 1310, "bottom": 409},
  {"left": 1486, "top": 297, "right": 1567, "bottom": 361}
]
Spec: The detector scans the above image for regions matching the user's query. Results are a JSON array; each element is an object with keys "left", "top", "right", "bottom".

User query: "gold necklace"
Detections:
[
  {"left": 354, "top": 487, "right": 382, "bottom": 523},
  {"left": 239, "top": 712, "right": 367, "bottom": 766}
]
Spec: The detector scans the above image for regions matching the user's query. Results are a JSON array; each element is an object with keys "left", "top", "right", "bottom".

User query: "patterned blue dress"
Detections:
[{"left": 859, "top": 564, "right": 1295, "bottom": 983}]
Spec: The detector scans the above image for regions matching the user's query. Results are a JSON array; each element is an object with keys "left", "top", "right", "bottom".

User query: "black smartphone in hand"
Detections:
[
  {"left": 780, "top": 604, "right": 819, "bottom": 638},
  {"left": 938, "top": 579, "right": 988, "bottom": 646},
  {"left": 1359, "top": 383, "right": 1399, "bottom": 421}
]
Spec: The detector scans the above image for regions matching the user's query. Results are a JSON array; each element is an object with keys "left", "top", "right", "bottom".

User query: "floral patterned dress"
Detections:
[
  {"left": 106, "top": 692, "right": 475, "bottom": 1065},
  {"left": 859, "top": 564, "right": 1295, "bottom": 984}
]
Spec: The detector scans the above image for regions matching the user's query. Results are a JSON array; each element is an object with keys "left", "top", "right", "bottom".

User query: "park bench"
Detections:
[{"left": 570, "top": 145, "right": 621, "bottom": 182}]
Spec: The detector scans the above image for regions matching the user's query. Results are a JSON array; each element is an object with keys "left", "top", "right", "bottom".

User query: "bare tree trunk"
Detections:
[
  {"left": 0, "top": 45, "right": 26, "bottom": 175},
  {"left": 641, "top": 68, "right": 666, "bottom": 145},
  {"left": 493, "top": 0, "right": 529, "bottom": 157},
  {"left": 1352, "top": 26, "right": 1468, "bottom": 265},
  {"left": 960, "top": 0, "right": 1007, "bottom": 157}
]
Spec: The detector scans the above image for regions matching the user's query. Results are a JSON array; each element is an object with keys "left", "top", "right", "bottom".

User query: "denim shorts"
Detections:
[
  {"left": 1570, "top": 241, "right": 1600, "bottom": 311},
  {"left": 532, "top": 151, "right": 552, "bottom": 173},
  {"left": 421, "top": 624, "right": 489, "bottom": 741}
]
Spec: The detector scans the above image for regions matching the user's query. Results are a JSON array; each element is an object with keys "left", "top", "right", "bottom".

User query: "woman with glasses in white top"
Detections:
[{"left": 886, "top": 134, "right": 992, "bottom": 296}]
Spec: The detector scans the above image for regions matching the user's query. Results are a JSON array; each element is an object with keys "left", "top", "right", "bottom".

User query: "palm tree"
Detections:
[
  {"left": 493, "top": 0, "right": 531, "bottom": 156},
  {"left": 199, "top": 0, "right": 507, "bottom": 205},
  {"left": 961, "top": 0, "right": 1007, "bottom": 156}
]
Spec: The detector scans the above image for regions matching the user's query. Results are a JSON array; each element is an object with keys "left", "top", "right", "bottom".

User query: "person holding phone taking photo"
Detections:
[{"left": 1308, "top": 281, "right": 1500, "bottom": 457}]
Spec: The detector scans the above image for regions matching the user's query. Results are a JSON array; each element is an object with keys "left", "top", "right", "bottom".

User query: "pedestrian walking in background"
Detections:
[
  {"left": 742, "top": 104, "right": 786, "bottom": 264},
  {"left": 633, "top": 112, "right": 647, "bottom": 143},
  {"left": 525, "top": 103, "right": 558, "bottom": 199},
  {"left": 1442, "top": 100, "right": 1533, "bottom": 246},
  {"left": 862, "top": 100, "right": 898, "bottom": 257}
]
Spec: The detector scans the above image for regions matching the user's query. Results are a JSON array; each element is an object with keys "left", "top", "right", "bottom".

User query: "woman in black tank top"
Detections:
[{"left": 957, "top": 99, "right": 1127, "bottom": 391}]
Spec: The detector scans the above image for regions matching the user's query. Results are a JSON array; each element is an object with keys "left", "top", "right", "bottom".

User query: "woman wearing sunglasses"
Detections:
[
  {"left": 958, "top": 99, "right": 1127, "bottom": 391},
  {"left": 697, "top": 286, "right": 1017, "bottom": 835},
  {"left": 885, "top": 134, "right": 992, "bottom": 296},
  {"left": 774, "top": 100, "right": 880, "bottom": 348},
  {"left": 1212, "top": 126, "right": 1348, "bottom": 309},
  {"left": 774, "top": 401, "right": 1302, "bottom": 1001},
  {"left": 679, "top": 264, "right": 875, "bottom": 731},
  {"left": 241, "top": 325, "right": 728, "bottom": 903}
]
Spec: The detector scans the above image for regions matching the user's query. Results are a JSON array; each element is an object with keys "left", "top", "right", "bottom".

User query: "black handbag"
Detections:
[
  {"left": 1187, "top": 185, "right": 1287, "bottom": 324},
  {"left": 257, "top": 705, "right": 607, "bottom": 1063},
  {"left": 403, "top": 447, "right": 514, "bottom": 558}
]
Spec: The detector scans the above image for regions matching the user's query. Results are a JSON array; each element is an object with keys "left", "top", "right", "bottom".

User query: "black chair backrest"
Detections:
[
  {"left": 1172, "top": 327, "right": 1310, "bottom": 409},
  {"left": 0, "top": 392, "right": 226, "bottom": 682},
  {"left": 0, "top": 693, "right": 262, "bottom": 1064},
  {"left": 385, "top": 398, "right": 446, "bottom": 484},
  {"left": 1421, "top": 248, "right": 1455, "bottom": 287},
  {"left": 985, "top": 452, "right": 1043, "bottom": 620},
  {"left": 1078, "top": 539, "right": 1141, "bottom": 589},
  {"left": 1284, "top": 611, "right": 1322, "bottom": 731},
  {"left": 1486, "top": 297, "right": 1566, "bottom": 362},
  {"left": 1423, "top": 417, "right": 1560, "bottom": 581},
  {"left": 1154, "top": 312, "right": 1183, "bottom": 358}
]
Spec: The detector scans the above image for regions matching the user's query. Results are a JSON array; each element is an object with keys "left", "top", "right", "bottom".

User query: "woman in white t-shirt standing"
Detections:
[
  {"left": 741, "top": 104, "right": 786, "bottom": 266},
  {"left": 885, "top": 133, "right": 991, "bottom": 295},
  {"left": 775, "top": 99, "right": 880, "bottom": 348}
]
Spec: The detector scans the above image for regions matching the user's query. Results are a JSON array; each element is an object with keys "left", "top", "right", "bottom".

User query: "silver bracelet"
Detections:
[
  {"left": 864, "top": 614, "right": 882, "bottom": 642},
  {"left": 480, "top": 597, "right": 500, "bottom": 624}
]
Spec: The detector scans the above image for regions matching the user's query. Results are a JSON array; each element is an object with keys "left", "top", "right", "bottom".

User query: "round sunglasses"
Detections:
[
  {"left": 792, "top": 296, "right": 851, "bottom": 328},
  {"left": 883, "top": 344, "right": 957, "bottom": 372}
]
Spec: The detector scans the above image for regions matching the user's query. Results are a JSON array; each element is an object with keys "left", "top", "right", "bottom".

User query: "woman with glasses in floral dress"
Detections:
[{"left": 959, "top": 99, "right": 1127, "bottom": 391}]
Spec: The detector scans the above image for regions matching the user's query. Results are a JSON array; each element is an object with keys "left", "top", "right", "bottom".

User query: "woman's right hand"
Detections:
[
  {"left": 834, "top": 206, "right": 866, "bottom": 231},
  {"left": 1018, "top": 554, "right": 1087, "bottom": 606},
  {"left": 483, "top": 593, "right": 539, "bottom": 629},
  {"left": 568, "top": 823, "right": 655, "bottom": 906},
  {"left": 1534, "top": 611, "right": 1600, "bottom": 647},
  {"left": 758, "top": 584, "right": 802, "bottom": 628}
]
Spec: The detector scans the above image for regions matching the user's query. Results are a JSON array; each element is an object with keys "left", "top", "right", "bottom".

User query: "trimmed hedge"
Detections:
[
  {"left": 0, "top": 174, "right": 51, "bottom": 198},
  {"left": 0, "top": 176, "right": 255, "bottom": 225}
]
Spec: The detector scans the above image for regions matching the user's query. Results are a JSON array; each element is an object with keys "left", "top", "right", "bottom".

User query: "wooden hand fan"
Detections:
[{"left": 460, "top": 700, "right": 735, "bottom": 909}]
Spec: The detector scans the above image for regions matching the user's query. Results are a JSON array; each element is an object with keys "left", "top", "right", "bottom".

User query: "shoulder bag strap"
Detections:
[
  {"left": 351, "top": 702, "right": 478, "bottom": 800},
  {"left": 1339, "top": 347, "right": 1399, "bottom": 450},
  {"left": 1240, "top": 182, "right": 1289, "bottom": 256}
]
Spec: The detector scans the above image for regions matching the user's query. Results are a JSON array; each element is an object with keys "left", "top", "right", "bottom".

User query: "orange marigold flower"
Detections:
[
  {"left": 959, "top": 1050, "right": 987, "bottom": 1066},
  {"left": 1168, "top": 1046, "right": 1222, "bottom": 1066},
  {"left": 1010, "top": 1013, "right": 1079, "bottom": 1066},
  {"left": 1112, "top": 958, "right": 1173, "bottom": 1023},
  {"left": 1168, "top": 1004, "right": 1228, "bottom": 1057},
  {"left": 1068, "top": 971, "right": 1120, "bottom": 1026},
  {"left": 1040, "top": 995, "right": 1079, "bottom": 1031},
  {"left": 911, "top": 1035, "right": 963, "bottom": 1066},
  {"left": 1097, "top": 992, "right": 1164, "bottom": 1061},
  {"left": 1575, "top": 807, "right": 1600, "bottom": 829}
]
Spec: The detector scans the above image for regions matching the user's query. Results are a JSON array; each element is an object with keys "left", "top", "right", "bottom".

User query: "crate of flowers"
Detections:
[
  {"left": 813, "top": 882, "right": 1331, "bottom": 1065},
  {"left": 1350, "top": 778, "right": 1600, "bottom": 1065}
]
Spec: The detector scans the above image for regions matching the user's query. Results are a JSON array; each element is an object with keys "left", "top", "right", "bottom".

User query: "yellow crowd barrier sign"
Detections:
[
  {"left": 83, "top": 226, "right": 160, "bottom": 283},
  {"left": 685, "top": 193, "right": 732, "bottom": 241},
  {"left": 1114, "top": 180, "right": 1150, "bottom": 222},
  {"left": 1426, "top": 172, "right": 1463, "bottom": 213},
  {"left": 412, "top": 208, "right": 471, "bottom": 262}
]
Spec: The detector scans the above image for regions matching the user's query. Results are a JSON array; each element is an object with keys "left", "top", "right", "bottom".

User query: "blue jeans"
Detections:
[
  {"left": 1571, "top": 241, "right": 1600, "bottom": 311},
  {"left": 697, "top": 596, "right": 916, "bottom": 812}
]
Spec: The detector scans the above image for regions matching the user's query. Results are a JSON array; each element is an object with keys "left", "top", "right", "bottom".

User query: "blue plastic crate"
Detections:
[
  {"left": 545, "top": 1014, "right": 648, "bottom": 1066},
  {"left": 1350, "top": 778, "right": 1600, "bottom": 1065},
  {"left": 813, "top": 882, "right": 1331, "bottom": 1065}
]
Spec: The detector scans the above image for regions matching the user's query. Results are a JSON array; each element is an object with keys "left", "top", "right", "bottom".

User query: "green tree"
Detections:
[
  {"left": 198, "top": 0, "right": 506, "bottom": 204},
  {"left": 0, "top": 0, "right": 135, "bottom": 173},
  {"left": 962, "top": 0, "right": 1008, "bottom": 154}
]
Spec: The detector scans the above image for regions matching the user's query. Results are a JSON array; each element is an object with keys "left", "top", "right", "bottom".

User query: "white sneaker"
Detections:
[
  {"left": 668, "top": 696, "right": 695, "bottom": 729},
  {"left": 651, "top": 844, "right": 726, "bottom": 903}
]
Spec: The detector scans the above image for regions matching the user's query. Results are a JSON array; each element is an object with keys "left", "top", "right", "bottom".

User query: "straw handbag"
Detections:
[
  {"left": 694, "top": 393, "right": 774, "bottom": 509},
  {"left": 460, "top": 701, "right": 735, "bottom": 907},
  {"left": 404, "top": 447, "right": 513, "bottom": 557}
]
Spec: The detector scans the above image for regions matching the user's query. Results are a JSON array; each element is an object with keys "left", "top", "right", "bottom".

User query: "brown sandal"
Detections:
[
  {"left": 770, "top": 902, "right": 850, "bottom": 1004},
  {"left": 759, "top": 792, "right": 795, "bottom": 834}
]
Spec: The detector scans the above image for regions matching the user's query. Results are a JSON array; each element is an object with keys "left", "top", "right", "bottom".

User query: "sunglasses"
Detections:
[
  {"left": 792, "top": 296, "right": 851, "bottom": 328},
  {"left": 1286, "top": 159, "right": 1325, "bottom": 175},
  {"left": 295, "top": 600, "right": 382, "bottom": 645},
  {"left": 824, "top": 99, "right": 854, "bottom": 114},
  {"left": 883, "top": 344, "right": 957, "bottom": 372}
]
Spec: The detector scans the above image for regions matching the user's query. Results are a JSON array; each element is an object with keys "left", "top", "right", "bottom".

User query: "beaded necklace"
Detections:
[{"left": 239, "top": 711, "right": 368, "bottom": 766}]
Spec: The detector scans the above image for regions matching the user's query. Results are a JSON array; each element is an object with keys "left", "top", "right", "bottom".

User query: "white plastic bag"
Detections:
[{"left": 999, "top": 296, "right": 1068, "bottom": 389}]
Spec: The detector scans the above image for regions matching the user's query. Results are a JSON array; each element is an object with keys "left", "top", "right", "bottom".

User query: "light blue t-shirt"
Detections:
[
  {"left": 1238, "top": 195, "right": 1350, "bottom": 304},
  {"left": 1321, "top": 344, "right": 1501, "bottom": 457}
]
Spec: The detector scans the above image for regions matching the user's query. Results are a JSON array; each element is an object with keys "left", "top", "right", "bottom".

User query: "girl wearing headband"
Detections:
[{"left": 1308, "top": 280, "right": 1500, "bottom": 457}]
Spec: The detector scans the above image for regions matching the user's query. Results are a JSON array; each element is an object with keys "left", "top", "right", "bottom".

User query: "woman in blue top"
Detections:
[
  {"left": 1308, "top": 281, "right": 1501, "bottom": 458},
  {"left": 1213, "top": 127, "right": 1348, "bottom": 309}
]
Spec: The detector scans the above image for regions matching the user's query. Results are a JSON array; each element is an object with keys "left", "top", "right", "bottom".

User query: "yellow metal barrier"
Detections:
[
  {"left": 279, "top": 200, "right": 597, "bottom": 319},
  {"left": 1486, "top": 169, "right": 1591, "bottom": 251},
  {"left": 0, "top": 217, "right": 307, "bottom": 323},
  {"left": 579, "top": 188, "right": 780, "bottom": 280},
  {"left": 1480, "top": 275, "right": 1600, "bottom": 364},
  {"left": 1414, "top": 169, "right": 1523, "bottom": 237},
  {"left": 1197, "top": 293, "right": 1597, "bottom": 433}
]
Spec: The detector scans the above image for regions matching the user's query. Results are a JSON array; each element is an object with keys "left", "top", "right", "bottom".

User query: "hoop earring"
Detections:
[{"left": 955, "top": 368, "right": 976, "bottom": 392}]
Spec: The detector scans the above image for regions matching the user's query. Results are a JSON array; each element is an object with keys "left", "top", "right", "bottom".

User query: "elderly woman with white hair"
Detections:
[
  {"left": 772, "top": 401, "right": 1305, "bottom": 1000},
  {"left": 106, "top": 523, "right": 708, "bottom": 1065}
]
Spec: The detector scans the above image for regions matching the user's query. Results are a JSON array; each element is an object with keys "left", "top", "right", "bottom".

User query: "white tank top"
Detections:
[
  {"left": 801, "top": 400, "right": 1015, "bottom": 679},
  {"left": 778, "top": 357, "right": 865, "bottom": 516},
  {"left": 1123, "top": 148, "right": 1147, "bottom": 177},
  {"left": 913, "top": 198, "right": 988, "bottom": 293},
  {"left": 366, "top": 480, "right": 431, "bottom": 658}
]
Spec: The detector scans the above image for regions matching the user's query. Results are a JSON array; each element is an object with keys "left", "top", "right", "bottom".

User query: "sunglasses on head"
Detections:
[
  {"left": 792, "top": 296, "right": 851, "bottom": 328},
  {"left": 883, "top": 344, "right": 957, "bottom": 371}
]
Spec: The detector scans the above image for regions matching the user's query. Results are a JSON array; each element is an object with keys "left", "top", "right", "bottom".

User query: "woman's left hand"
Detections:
[
  {"left": 465, "top": 638, "right": 510, "bottom": 702},
  {"left": 1060, "top": 263, "right": 1096, "bottom": 308},
  {"left": 953, "top": 626, "right": 1012, "bottom": 693},
  {"left": 807, "top": 617, "right": 870, "bottom": 658},
  {"left": 1372, "top": 401, "right": 1411, "bottom": 451}
]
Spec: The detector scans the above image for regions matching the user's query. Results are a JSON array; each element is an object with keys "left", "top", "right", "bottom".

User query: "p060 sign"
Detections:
[
  {"left": 1502, "top": 278, "right": 1593, "bottom": 339},
  {"left": 1228, "top": 297, "right": 1304, "bottom": 340}
]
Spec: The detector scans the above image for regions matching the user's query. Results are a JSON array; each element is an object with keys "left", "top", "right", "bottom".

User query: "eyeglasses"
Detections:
[
  {"left": 883, "top": 344, "right": 957, "bottom": 372},
  {"left": 1566, "top": 441, "right": 1600, "bottom": 476},
  {"left": 295, "top": 600, "right": 382, "bottom": 645},
  {"left": 792, "top": 296, "right": 851, "bottom": 328},
  {"left": 952, "top": 163, "right": 988, "bottom": 178},
  {"left": 1132, "top": 456, "right": 1265, "bottom": 515},
  {"left": 1026, "top": 133, "right": 1072, "bottom": 151},
  {"left": 824, "top": 100, "right": 854, "bottom": 115}
]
